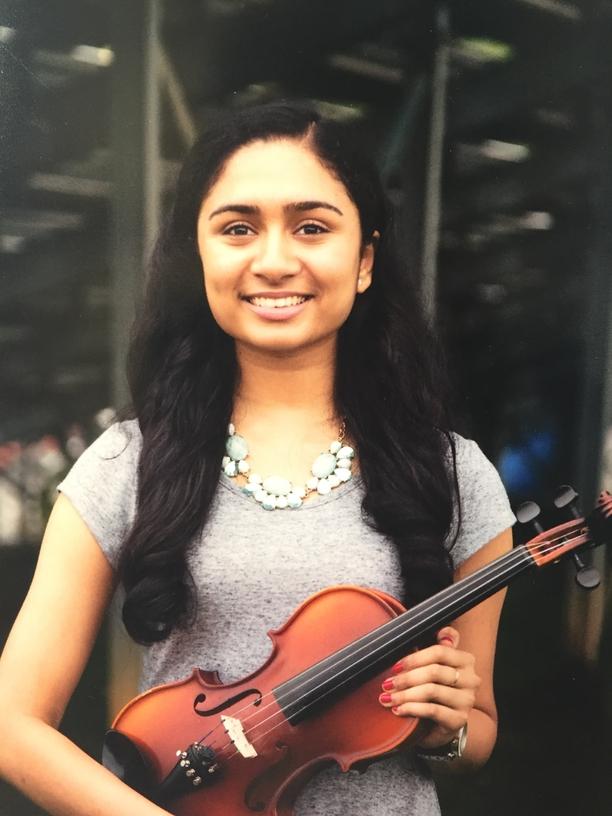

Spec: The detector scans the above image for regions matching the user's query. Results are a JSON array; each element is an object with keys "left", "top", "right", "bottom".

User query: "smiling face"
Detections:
[{"left": 196, "top": 138, "right": 375, "bottom": 357}]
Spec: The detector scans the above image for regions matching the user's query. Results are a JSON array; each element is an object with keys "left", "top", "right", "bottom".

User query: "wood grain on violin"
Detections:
[{"left": 102, "top": 491, "right": 612, "bottom": 816}]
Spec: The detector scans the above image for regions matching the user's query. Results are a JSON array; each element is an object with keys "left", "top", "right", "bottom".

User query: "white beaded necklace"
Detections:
[{"left": 222, "top": 421, "right": 355, "bottom": 510}]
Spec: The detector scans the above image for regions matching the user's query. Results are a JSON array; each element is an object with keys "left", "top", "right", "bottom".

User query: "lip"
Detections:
[
  {"left": 241, "top": 291, "right": 313, "bottom": 299},
  {"left": 241, "top": 297, "right": 312, "bottom": 322}
]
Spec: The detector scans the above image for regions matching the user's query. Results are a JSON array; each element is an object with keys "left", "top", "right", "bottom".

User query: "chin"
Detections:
[{"left": 237, "top": 331, "right": 335, "bottom": 357}]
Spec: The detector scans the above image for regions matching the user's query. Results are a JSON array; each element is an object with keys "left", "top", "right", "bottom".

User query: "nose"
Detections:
[{"left": 250, "top": 230, "right": 301, "bottom": 279}]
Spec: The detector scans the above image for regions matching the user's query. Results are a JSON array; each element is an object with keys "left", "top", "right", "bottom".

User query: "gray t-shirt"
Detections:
[{"left": 57, "top": 419, "right": 515, "bottom": 816}]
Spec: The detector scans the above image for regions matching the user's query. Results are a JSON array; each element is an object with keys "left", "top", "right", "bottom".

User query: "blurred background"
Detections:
[{"left": 1, "top": 0, "right": 611, "bottom": 813}]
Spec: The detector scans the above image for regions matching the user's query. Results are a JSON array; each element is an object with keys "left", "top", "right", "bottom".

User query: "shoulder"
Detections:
[
  {"left": 83, "top": 418, "right": 142, "bottom": 460},
  {"left": 446, "top": 432, "right": 516, "bottom": 568},
  {"left": 55, "top": 419, "right": 142, "bottom": 568}
]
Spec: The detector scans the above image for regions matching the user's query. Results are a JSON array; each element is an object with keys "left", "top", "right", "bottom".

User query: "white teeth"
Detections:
[{"left": 246, "top": 295, "right": 309, "bottom": 308}]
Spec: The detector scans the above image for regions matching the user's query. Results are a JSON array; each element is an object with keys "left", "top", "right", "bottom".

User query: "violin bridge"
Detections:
[{"left": 221, "top": 715, "right": 258, "bottom": 758}]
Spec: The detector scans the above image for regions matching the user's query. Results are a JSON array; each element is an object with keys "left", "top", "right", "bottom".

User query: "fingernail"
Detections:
[
  {"left": 439, "top": 637, "right": 453, "bottom": 646},
  {"left": 379, "top": 693, "right": 392, "bottom": 704},
  {"left": 391, "top": 661, "right": 403, "bottom": 674},
  {"left": 382, "top": 678, "right": 394, "bottom": 691},
  {"left": 391, "top": 706, "right": 400, "bottom": 715}
]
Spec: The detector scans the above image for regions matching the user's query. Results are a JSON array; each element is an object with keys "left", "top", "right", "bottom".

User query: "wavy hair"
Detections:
[{"left": 117, "top": 101, "right": 458, "bottom": 644}]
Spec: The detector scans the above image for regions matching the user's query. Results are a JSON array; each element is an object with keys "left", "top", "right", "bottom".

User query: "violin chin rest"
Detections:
[{"left": 102, "top": 729, "right": 155, "bottom": 797}]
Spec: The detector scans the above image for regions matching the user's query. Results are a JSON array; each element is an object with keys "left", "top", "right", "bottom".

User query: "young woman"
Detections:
[{"left": 0, "top": 102, "right": 514, "bottom": 816}]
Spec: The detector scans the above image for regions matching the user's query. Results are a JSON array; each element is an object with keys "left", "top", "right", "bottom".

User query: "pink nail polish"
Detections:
[
  {"left": 379, "top": 692, "right": 392, "bottom": 704},
  {"left": 391, "top": 661, "right": 403, "bottom": 674},
  {"left": 381, "top": 678, "right": 394, "bottom": 691}
]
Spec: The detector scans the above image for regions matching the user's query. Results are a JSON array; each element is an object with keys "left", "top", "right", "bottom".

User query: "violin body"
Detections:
[
  {"left": 103, "top": 491, "right": 612, "bottom": 815},
  {"left": 105, "top": 586, "right": 418, "bottom": 816}
]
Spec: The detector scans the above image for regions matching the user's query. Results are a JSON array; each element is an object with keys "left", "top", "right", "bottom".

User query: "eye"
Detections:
[
  {"left": 296, "top": 222, "right": 329, "bottom": 236},
  {"left": 223, "top": 222, "right": 254, "bottom": 236}
]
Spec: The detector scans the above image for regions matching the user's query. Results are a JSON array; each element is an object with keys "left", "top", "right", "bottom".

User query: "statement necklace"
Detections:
[{"left": 222, "top": 421, "right": 355, "bottom": 510}]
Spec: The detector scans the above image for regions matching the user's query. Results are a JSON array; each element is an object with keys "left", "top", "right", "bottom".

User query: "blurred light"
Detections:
[
  {"left": 209, "top": 0, "right": 273, "bottom": 13},
  {"left": 515, "top": 0, "right": 582, "bottom": 20},
  {"left": 0, "top": 326, "right": 30, "bottom": 342},
  {"left": 0, "top": 235, "right": 26, "bottom": 253},
  {"left": 478, "top": 283, "right": 508, "bottom": 305},
  {"left": 312, "top": 99, "right": 365, "bottom": 122},
  {"left": 70, "top": 44, "right": 114, "bottom": 67},
  {"left": 457, "top": 139, "right": 531, "bottom": 170},
  {"left": 536, "top": 108, "right": 573, "bottom": 129},
  {"left": 0, "top": 26, "right": 16, "bottom": 43},
  {"left": 452, "top": 38, "right": 514, "bottom": 64},
  {"left": 328, "top": 54, "right": 404, "bottom": 84},
  {"left": 521, "top": 211, "right": 554, "bottom": 230},
  {"left": 29, "top": 173, "right": 111, "bottom": 198},
  {"left": 480, "top": 139, "right": 531, "bottom": 162},
  {"left": 467, "top": 211, "right": 554, "bottom": 245},
  {"left": 95, "top": 408, "right": 117, "bottom": 430},
  {"left": 66, "top": 429, "right": 86, "bottom": 460},
  {"left": 53, "top": 366, "right": 103, "bottom": 388}
]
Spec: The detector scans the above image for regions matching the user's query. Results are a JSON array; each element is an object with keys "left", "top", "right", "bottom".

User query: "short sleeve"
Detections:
[
  {"left": 56, "top": 419, "right": 142, "bottom": 568},
  {"left": 448, "top": 434, "right": 516, "bottom": 568}
]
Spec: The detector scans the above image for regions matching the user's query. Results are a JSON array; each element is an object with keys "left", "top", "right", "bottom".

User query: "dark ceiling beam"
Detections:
[
  {"left": 439, "top": 231, "right": 588, "bottom": 284},
  {"left": 0, "top": 0, "right": 110, "bottom": 50},
  {"left": 164, "top": 0, "right": 430, "bottom": 102},
  {"left": 450, "top": 0, "right": 586, "bottom": 48},
  {"left": 443, "top": 144, "right": 588, "bottom": 225},
  {"left": 448, "top": 36, "right": 611, "bottom": 136}
]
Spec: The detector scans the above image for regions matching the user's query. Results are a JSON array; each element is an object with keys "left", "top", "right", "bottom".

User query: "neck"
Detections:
[{"left": 233, "top": 339, "right": 338, "bottom": 426}]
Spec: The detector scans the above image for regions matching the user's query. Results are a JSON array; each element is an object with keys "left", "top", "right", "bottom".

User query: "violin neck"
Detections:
[{"left": 275, "top": 544, "right": 535, "bottom": 724}]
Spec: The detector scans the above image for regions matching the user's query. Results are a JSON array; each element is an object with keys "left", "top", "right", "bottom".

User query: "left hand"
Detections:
[{"left": 378, "top": 626, "right": 481, "bottom": 749}]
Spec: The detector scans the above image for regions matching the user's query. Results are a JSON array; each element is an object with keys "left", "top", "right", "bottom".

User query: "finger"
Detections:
[
  {"left": 389, "top": 700, "right": 467, "bottom": 730},
  {"left": 436, "top": 626, "right": 460, "bottom": 649},
  {"left": 383, "top": 663, "right": 471, "bottom": 692},
  {"left": 387, "top": 682, "right": 476, "bottom": 711},
  {"left": 392, "top": 645, "right": 472, "bottom": 674}
]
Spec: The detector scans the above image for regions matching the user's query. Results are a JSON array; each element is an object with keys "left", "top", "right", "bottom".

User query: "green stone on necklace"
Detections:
[{"left": 221, "top": 421, "right": 354, "bottom": 510}]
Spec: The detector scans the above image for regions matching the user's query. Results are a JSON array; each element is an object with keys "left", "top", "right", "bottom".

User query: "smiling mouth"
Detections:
[{"left": 242, "top": 295, "right": 313, "bottom": 308}]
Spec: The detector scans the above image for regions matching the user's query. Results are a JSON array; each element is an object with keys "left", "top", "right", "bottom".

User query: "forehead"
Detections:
[{"left": 201, "top": 138, "right": 353, "bottom": 211}]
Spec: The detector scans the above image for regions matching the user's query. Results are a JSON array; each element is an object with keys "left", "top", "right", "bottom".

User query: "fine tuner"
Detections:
[{"left": 516, "top": 485, "right": 601, "bottom": 590}]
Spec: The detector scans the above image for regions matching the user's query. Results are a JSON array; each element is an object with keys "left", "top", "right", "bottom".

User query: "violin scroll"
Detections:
[{"left": 519, "top": 488, "right": 611, "bottom": 584}]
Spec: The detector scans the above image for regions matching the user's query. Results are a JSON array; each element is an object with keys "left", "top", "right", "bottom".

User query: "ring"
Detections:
[{"left": 451, "top": 668, "right": 459, "bottom": 687}]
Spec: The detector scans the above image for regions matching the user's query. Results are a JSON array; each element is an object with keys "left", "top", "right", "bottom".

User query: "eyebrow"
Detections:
[{"left": 208, "top": 200, "right": 344, "bottom": 220}]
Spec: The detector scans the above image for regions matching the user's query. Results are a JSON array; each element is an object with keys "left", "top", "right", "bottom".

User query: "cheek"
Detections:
[
  {"left": 200, "top": 247, "right": 240, "bottom": 294},
  {"left": 320, "top": 276, "right": 360, "bottom": 328}
]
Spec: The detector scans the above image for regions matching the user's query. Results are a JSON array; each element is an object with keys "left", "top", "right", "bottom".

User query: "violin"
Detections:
[{"left": 102, "top": 489, "right": 612, "bottom": 815}]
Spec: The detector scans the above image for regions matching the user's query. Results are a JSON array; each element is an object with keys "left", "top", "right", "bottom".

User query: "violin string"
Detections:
[
  {"left": 195, "top": 529, "right": 585, "bottom": 763},
  {"left": 209, "top": 528, "right": 589, "bottom": 766},
  {"left": 200, "top": 528, "right": 585, "bottom": 765},
  {"left": 207, "top": 536, "right": 541, "bottom": 765},
  {"left": 233, "top": 531, "right": 587, "bottom": 757},
  {"left": 197, "top": 529, "right": 584, "bottom": 763}
]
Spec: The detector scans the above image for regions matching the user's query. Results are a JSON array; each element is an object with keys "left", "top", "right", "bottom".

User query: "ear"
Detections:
[{"left": 357, "top": 230, "right": 379, "bottom": 294}]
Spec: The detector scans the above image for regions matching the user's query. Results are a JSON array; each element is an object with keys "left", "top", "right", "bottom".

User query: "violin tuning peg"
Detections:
[
  {"left": 516, "top": 501, "right": 544, "bottom": 533},
  {"left": 572, "top": 553, "right": 601, "bottom": 590},
  {"left": 554, "top": 486, "right": 599, "bottom": 588},
  {"left": 553, "top": 485, "right": 581, "bottom": 518}
]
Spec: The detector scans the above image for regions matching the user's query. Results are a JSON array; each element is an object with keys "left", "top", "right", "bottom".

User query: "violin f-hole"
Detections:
[{"left": 193, "top": 688, "right": 263, "bottom": 717}]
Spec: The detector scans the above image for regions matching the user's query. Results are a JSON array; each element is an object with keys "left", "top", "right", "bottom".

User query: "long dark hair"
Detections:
[{"left": 118, "top": 101, "right": 458, "bottom": 644}]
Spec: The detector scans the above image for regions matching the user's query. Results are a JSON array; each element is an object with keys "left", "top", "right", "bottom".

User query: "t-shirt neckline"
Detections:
[{"left": 218, "top": 471, "right": 363, "bottom": 510}]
